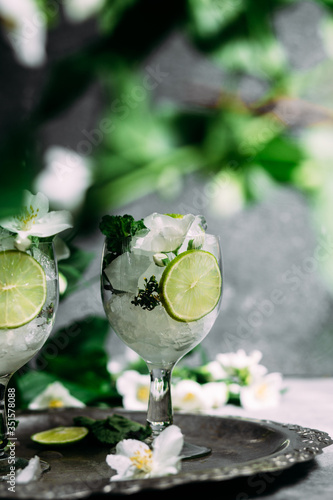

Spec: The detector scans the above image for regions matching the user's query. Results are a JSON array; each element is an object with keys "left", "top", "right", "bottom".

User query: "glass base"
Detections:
[
  {"left": 144, "top": 434, "right": 211, "bottom": 460},
  {"left": 0, "top": 456, "right": 50, "bottom": 482},
  {"left": 181, "top": 441, "right": 211, "bottom": 460}
]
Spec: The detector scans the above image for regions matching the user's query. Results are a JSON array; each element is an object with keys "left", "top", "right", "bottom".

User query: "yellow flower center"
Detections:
[
  {"left": 16, "top": 205, "right": 40, "bottom": 230},
  {"left": 48, "top": 399, "right": 65, "bottom": 408},
  {"left": 183, "top": 392, "right": 196, "bottom": 402},
  {"left": 136, "top": 385, "right": 149, "bottom": 403},
  {"left": 254, "top": 383, "right": 268, "bottom": 400},
  {"left": 130, "top": 448, "right": 153, "bottom": 473}
]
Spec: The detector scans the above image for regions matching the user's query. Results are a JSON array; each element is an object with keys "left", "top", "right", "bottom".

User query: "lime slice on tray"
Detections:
[
  {"left": 31, "top": 427, "right": 89, "bottom": 445},
  {"left": 159, "top": 249, "right": 222, "bottom": 322},
  {"left": 0, "top": 250, "right": 47, "bottom": 329}
]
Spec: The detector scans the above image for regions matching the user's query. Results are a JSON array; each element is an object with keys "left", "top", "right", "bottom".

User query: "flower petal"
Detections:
[
  {"left": 153, "top": 425, "right": 184, "bottom": 463},
  {"left": 23, "top": 190, "right": 49, "bottom": 218},
  {"left": 172, "top": 379, "right": 206, "bottom": 411},
  {"left": 240, "top": 373, "right": 283, "bottom": 410},
  {"left": 116, "top": 370, "right": 150, "bottom": 410},
  {"left": 0, "top": 0, "right": 47, "bottom": 68},
  {"left": 106, "top": 454, "right": 133, "bottom": 480},
  {"left": 203, "top": 382, "right": 228, "bottom": 408},
  {"left": 27, "top": 211, "right": 73, "bottom": 237},
  {"left": 115, "top": 439, "right": 150, "bottom": 458},
  {"left": 133, "top": 213, "right": 195, "bottom": 252},
  {"left": 16, "top": 456, "right": 42, "bottom": 484},
  {"left": 63, "top": 0, "right": 105, "bottom": 23}
]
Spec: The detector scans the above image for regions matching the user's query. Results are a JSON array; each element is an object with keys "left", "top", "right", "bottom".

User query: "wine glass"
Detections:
[
  {"left": 100, "top": 216, "right": 222, "bottom": 459},
  {"left": 0, "top": 235, "right": 58, "bottom": 478}
]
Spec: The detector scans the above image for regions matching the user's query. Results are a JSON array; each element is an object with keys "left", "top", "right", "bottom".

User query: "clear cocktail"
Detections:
[{"left": 100, "top": 213, "right": 222, "bottom": 458}]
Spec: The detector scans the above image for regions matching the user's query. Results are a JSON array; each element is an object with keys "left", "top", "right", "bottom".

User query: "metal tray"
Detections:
[{"left": 0, "top": 408, "right": 331, "bottom": 498}]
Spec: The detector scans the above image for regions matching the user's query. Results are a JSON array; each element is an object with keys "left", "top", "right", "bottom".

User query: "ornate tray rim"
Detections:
[
  {"left": 0, "top": 411, "right": 332, "bottom": 498},
  {"left": 103, "top": 413, "right": 333, "bottom": 496}
]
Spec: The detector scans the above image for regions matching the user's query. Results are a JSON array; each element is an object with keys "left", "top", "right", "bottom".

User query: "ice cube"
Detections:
[
  {"left": 32, "top": 247, "right": 57, "bottom": 280},
  {"left": 106, "top": 291, "right": 204, "bottom": 363},
  {"left": 138, "top": 262, "right": 164, "bottom": 290},
  {"left": 187, "top": 215, "right": 207, "bottom": 236},
  {"left": 104, "top": 252, "right": 151, "bottom": 293},
  {"left": 0, "top": 229, "right": 15, "bottom": 251},
  {"left": 203, "top": 233, "right": 221, "bottom": 257}
]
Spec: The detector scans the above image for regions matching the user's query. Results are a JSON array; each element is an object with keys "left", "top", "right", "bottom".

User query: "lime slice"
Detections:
[
  {"left": 160, "top": 250, "right": 222, "bottom": 322},
  {"left": 0, "top": 250, "right": 47, "bottom": 329},
  {"left": 31, "top": 427, "right": 89, "bottom": 445}
]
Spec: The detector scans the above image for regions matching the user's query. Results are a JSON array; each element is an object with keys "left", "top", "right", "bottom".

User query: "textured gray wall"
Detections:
[{"left": 55, "top": 177, "right": 333, "bottom": 376}]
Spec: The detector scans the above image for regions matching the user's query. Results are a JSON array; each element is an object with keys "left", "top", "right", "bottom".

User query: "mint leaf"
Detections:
[
  {"left": 73, "top": 414, "right": 152, "bottom": 446},
  {"left": 99, "top": 214, "right": 147, "bottom": 266}
]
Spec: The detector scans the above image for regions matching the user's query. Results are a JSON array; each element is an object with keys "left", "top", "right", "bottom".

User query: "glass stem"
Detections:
[
  {"left": 0, "top": 375, "right": 11, "bottom": 460},
  {"left": 146, "top": 366, "right": 173, "bottom": 439}
]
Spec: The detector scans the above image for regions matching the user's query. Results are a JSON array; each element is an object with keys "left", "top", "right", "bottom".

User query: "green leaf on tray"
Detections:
[{"left": 73, "top": 413, "right": 152, "bottom": 446}]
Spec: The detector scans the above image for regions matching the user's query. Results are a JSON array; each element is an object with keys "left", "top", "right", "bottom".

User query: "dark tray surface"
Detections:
[{"left": 0, "top": 408, "right": 331, "bottom": 498}]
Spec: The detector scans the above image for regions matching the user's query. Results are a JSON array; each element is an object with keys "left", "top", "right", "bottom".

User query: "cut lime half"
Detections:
[
  {"left": 160, "top": 249, "right": 222, "bottom": 322},
  {"left": 31, "top": 426, "right": 89, "bottom": 445},
  {"left": 0, "top": 250, "right": 47, "bottom": 329}
]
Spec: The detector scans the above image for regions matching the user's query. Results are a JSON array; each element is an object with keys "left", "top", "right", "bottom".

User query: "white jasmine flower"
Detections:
[
  {"left": 107, "top": 350, "right": 141, "bottom": 375},
  {"left": 0, "top": 190, "right": 73, "bottom": 249},
  {"left": 0, "top": 0, "right": 47, "bottom": 67},
  {"left": 215, "top": 349, "right": 267, "bottom": 384},
  {"left": 132, "top": 213, "right": 196, "bottom": 253},
  {"left": 16, "top": 456, "right": 42, "bottom": 484},
  {"left": 202, "top": 360, "right": 227, "bottom": 380},
  {"left": 216, "top": 349, "right": 263, "bottom": 370},
  {"left": 28, "top": 382, "right": 85, "bottom": 410},
  {"left": 63, "top": 0, "right": 105, "bottom": 23},
  {"left": 172, "top": 379, "right": 228, "bottom": 411},
  {"left": 106, "top": 425, "right": 183, "bottom": 481},
  {"left": 202, "top": 382, "right": 229, "bottom": 409},
  {"left": 116, "top": 370, "right": 150, "bottom": 410},
  {"left": 34, "top": 146, "right": 92, "bottom": 211},
  {"left": 172, "top": 380, "right": 206, "bottom": 411},
  {"left": 240, "top": 373, "right": 283, "bottom": 410}
]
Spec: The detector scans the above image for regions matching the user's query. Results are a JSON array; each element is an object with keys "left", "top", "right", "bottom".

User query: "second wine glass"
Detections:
[{"left": 0, "top": 236, "right": 59, "bottom": 478}]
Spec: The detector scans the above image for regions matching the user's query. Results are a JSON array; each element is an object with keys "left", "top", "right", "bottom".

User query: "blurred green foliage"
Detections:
[
  {"left": 13, "top": 316, "right": 120, "bottom": 408},
  {"left": 1, "top": 0, "right": 332, "bottom": 223},
  {"left": 0, "top": 0, "right": 331, "bottom": 222}
]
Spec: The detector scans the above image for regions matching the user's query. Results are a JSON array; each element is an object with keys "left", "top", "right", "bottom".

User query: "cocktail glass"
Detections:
[
  {"left": 0, "top": 235, "right": 58, "bottom": 478},
  {"left": 100, "top": 214, "right": 222, "bottom": 459}
]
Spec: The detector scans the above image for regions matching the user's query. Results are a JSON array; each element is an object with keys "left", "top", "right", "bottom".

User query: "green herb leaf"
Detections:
[
  {"left": 131, "top": 275, "right": 160, "bottom": 311},
  {"left": 73, "top": 414, "right": 151, "bottom": 446},
  {"left": 99, "top": 214, "right": 147, "bottom": 265}
]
